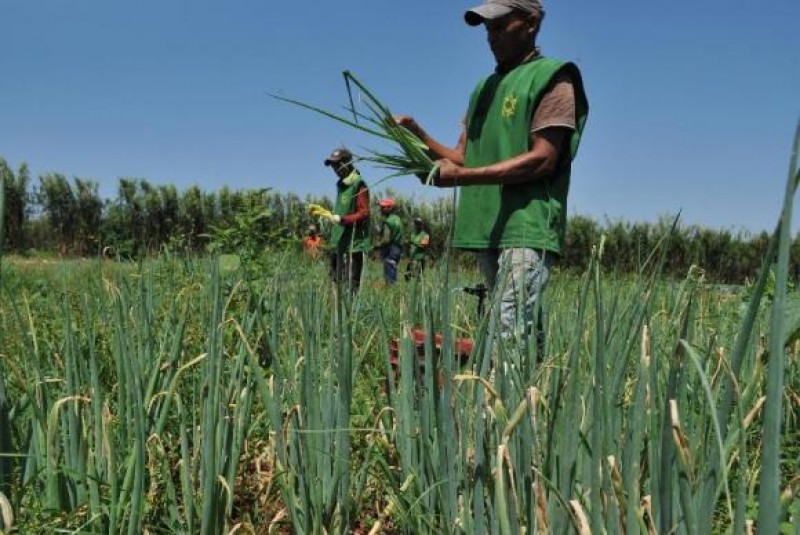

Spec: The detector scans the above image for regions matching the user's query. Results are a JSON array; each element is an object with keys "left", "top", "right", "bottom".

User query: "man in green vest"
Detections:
[
  {"left": 395, "top": 0, "right": 589, "bottom": 357},
  {"left": 320, "top": 147, "right": 371, "bottom": 293},
  {"left": 405, "top": 217, "right": 431, "bottom": 281},
  {"left": 375, "top": 198, "right": 404, "bottom": 284}
]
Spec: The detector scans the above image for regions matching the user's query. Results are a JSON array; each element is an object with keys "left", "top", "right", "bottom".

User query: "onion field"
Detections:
[{"left": 0, "top": 127, "right": 798, "bottom": 534}]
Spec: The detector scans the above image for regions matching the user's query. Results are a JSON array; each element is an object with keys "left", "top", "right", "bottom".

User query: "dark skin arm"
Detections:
[
  {"left": 395, "top": 116, "right": 569, "bottom": 188},
  {"left": 435, "top": 127, "right": 569, "bottom": 187},
  {"left": 339, "top": 185, "right": 370, "bottom": 225}
]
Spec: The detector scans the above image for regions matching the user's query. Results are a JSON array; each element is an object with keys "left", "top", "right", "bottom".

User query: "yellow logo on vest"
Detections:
[{"left": 501, "top": 95, "right": 518, "bottom": 118}]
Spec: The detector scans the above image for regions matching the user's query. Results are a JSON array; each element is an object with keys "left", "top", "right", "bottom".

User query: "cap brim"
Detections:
[
  {"left": 324, "top": 158, "right": 343, "bottom": 166},
  {"left": 465, "top": 4, "right": 514, "bottom": 26}
]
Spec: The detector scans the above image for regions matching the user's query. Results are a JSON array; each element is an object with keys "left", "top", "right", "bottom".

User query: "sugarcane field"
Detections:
[{"left": 2, "top": 1, "right": 800, "bottom": 534}]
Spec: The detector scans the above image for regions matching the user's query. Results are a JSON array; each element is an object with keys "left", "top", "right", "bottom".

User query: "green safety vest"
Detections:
[
  {"left": 330, "top": 173, "right": 371, "bottom": 253},
  {"left": 381, "top": 213, "right": 404, "bottom": 247},
  {"left": 453, "top": 57, "right": 589, "bottom": 254},
  {"left": 409, "top": 231, "right": 430, "bottom": 261}
]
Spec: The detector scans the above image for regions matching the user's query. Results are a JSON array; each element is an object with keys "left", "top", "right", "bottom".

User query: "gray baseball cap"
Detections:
[
  {"left": 465, "top": 0, "right": 544, "bottom": 26},
  {"left": 324, "top": 147, "right": 353, "bottom": 166}
]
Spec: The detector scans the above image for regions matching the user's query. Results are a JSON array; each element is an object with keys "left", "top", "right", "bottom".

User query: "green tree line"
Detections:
[{"left": 1, "top": 157, "right": 794, "bottom": 283}]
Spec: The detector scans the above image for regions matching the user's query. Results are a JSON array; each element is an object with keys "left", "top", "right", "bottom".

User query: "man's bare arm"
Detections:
[{"left": 433, "top": 127, "right": 568, "bottom": 187}]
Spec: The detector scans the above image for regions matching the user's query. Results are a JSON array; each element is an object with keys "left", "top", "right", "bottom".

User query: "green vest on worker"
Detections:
[
  {"left": 382, "top": 213, "right": 404, "bottom": 247},
  {"left": 453, "top": 57, "right": 589, "bottom": 254},
  {"left": 330, "top": 172, "right": 371, "bottom": 253},
  {"left": 409, "top": 230, "right": 430, "bottom": 261}
]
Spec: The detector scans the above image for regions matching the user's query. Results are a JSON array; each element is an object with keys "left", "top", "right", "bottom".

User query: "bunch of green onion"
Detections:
[{"left": 270, "top": 71, "right": 438, "bottom": 184}]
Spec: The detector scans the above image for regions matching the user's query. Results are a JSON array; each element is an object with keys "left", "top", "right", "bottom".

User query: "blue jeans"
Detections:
[
  {"left": 478, "top": 248, "right": 553, "bottom": 356},
  {"left": 382, "top": 244, "right": 402, "bottom": 284}
]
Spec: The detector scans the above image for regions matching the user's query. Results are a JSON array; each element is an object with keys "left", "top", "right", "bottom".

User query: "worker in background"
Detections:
[
  {"left": 376, "top": 198, "right": 404, "bottom": 285},
  {"left": 309, "top": 147, "right": 371, "bottom": 293},
  {"left": 302, "top": 224, "right": 323, "bottom": 259},
  {"left": 405, "top": 217, "right": 431, "bottom": 281}
]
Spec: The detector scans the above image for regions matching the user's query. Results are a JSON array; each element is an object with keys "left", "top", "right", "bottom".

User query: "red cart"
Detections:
[{"left": 388, "top": 284, "right": 488, "bottom": 381}]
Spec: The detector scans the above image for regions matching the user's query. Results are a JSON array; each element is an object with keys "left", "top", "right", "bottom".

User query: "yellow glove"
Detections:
[
  {"left": 307, "top": 204, "right": 340, "bottom": 224},
  {"left": 307, "top": 203, "right": 327, "bottom": 215}
]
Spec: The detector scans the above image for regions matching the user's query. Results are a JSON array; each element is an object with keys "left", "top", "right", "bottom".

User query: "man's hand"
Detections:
[
  {"left": 393, "top": 115, "right": 426, "bottom": 141},
  {"left": 396, "top": 115, "right": 467, "bottom": 167},
  {"left": 431, "top": 158, "right": 463, "bottom": 187},
  {"left": 415, "top": 159, "right": 463, "bottom": 187}
]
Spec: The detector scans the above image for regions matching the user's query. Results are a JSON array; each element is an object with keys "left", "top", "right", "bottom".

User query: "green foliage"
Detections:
[
  {"left": 37, "top": 173, "right": 77, "bottom": 252},
  {"left": 0, "top": 237, "right": 799, "bottom": 532},
  {"left": 1, "top": 154, "right": 799, "bottom": 286},
  {"left": 201, "top": 188, "right": 298, "bottom": 280},
  {"left": 756, "top": 119, "right": 800, "bottom": 534},
  {"left": 203, "top": 191, "right": 271, "bottom": 254},
  {"left": 0, "top": 159, "right": 30, "bottom": 253},
  {"left": 0, "top": 156, "right": 11, "bottom": 506},
  {"left": 1, "top": 120, "right": 799, "bottom": 534}
]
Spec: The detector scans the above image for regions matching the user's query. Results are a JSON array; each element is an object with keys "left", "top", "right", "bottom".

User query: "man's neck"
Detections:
[{"left": 496, "top": 46, "right": 540, "bottom": 74}]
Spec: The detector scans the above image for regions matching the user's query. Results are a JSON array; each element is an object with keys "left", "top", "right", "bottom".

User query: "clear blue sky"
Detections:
[{"left": 1, "top": 0, "right": 798, "bottom": 233}]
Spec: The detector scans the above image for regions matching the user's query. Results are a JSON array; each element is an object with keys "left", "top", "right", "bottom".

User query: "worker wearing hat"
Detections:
[
  {"left": 375, "top": 198, "right": 404, "bottom": 284},
  {"left": 319, "top": 147, "right": 371, "bottom": 293},
  {"left": 405, "top": 217, "right": 431, "bottom": 281},
  {"left": 394, "top": 0, "right": 589, "bottom": 357}
]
